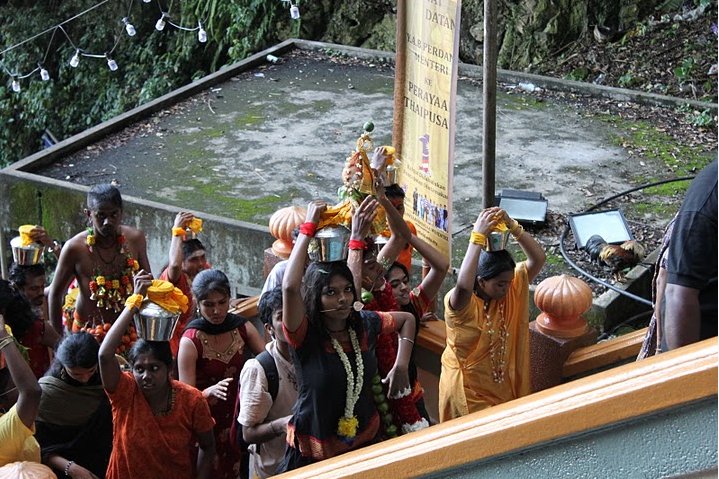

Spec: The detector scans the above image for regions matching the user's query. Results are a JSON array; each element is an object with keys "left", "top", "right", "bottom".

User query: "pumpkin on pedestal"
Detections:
[
  {"left": 269, "top": 206, "right": 306, "bottom": 258},
  {"left": 0, "top": 462, "right": 55, "bottom": 479},
  {"left": 534, "top": 274, "right": 593, "bottom": 338}
]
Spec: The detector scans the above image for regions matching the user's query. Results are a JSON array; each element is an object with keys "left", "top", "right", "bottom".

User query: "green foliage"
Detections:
[
  {"left": 618, "top": 71, "right": 638, "bottom": 87},
  {"left": 687, "top": 109, "right": 716, "bottom": 128},
  {"left": 673, "top": 57, "right": 696, "bottom": 83},
  {"left": 0, "top": 0, "right": 293, "bottom": 167},
  {"left": 564, "top": 66, "right": 589, "bottom": 81}
]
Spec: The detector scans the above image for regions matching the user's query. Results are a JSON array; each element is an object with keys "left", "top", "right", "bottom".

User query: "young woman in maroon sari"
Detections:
[{"left": 178, "top": 269, "right": 265, "bottom": 479}]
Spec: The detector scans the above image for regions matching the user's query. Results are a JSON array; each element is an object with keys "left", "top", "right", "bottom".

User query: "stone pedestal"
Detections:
[
  {"left": 529, "top": 321, "right": 597, "bottom": 393},
  {"left": 263, "top": 248, "right": 286, "bottom": 280}
]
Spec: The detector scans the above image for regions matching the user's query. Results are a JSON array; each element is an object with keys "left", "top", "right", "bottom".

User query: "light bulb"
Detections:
[
  {"left": 70, "top": 49, "right": 80, "bottom": 68},
  {"left": 123, "top": 18, "right": 136, "bottom": 36},
  {"left": 107, "top": 56, "right": 118, "bottom": 71},
  {"left": 155, "top": 14, "right": 166, "bottom": 31},
  {"left": 11, "top": 79, "right": 20, "bottom": 92},
  {"left": 290, "top": 4, "right": 300, "bottom": 19},
  {"left": 198, "top": 23, "right": 207, "bottom": 43},
  {"left": 40, "top": 67, "right": 50, "bottom": 81},
  {"left": 143, "top": 0, "right": 151, "bottom": 3}
]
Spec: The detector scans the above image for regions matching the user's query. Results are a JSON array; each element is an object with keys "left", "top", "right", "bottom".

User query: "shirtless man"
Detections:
[{"left": 47, "top": 184, "right": 151, "bottom": 335}]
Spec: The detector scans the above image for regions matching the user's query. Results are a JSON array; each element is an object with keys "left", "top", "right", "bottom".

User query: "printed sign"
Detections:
[{"left": 395, "top": 0, "right": 461, "bottom": 260}]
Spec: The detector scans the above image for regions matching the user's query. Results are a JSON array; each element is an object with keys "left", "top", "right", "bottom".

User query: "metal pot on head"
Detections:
[
  {"left": 486, "top": 230, "right": 510, "bottom": 252},
  {"left": 133, "top": 301, "right": 180, "bottom": 341},
  {"left": 307, "top": 226, "right": 350, "bottom": 262},
  {"left": 10, "top": 236, "right": 44, "bottom": 265}
]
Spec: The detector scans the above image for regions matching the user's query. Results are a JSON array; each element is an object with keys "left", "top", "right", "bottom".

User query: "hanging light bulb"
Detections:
[
  {"left": 198, "top": 22, "right": 207, "bottom": 43},
  {"left": 11, "top": 78, "right": 20, "bottom": 93},
  {"left": 290, "top": 2, "right": 300, "bottom": 19},
  {"left": 70, "top": 49, "right": 81, "bottom": 68},
  {"left": 122, "top": 17, "right": 136, "bottom": 37},
  {"left": 155, "top": 13, "right": 167, "bottom": 31},
  {"left": 39, "top": 65, "right": 50, "bottom": 81},
  {"left": 106, "top": 54, "right": 118, "bottom": 71}
]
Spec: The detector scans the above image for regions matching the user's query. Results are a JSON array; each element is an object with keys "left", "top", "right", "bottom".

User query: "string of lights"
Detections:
[{"left": 0, "top": 0, "right": 225, "bottom": 93}]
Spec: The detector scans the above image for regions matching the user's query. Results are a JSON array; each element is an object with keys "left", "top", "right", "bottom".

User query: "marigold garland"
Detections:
[
  {"left": 365, "top": 278, "right": 428, "bottom": 435},
  {"left": 86, "top": 228, "right": 138, "bottom": 313}
]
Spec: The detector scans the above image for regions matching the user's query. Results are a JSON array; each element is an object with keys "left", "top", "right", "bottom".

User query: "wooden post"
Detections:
[
  {"left": 482, "top": 0, "right": 497, "bottom": 209},
  {"left": 392, "top": 0, "right": 407, "bottom": 155}
]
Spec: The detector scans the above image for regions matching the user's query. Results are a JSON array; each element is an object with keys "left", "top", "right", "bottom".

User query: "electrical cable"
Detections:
[
  {"left": 559, "top": 175, "right": 694, "bottom": 306},
  {"left": 596, "top": 309, "right": 653, "bottom": 341}
]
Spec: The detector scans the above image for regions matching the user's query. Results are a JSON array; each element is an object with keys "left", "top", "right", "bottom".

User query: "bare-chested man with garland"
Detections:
[{"left": 48, "top": 184, "right": 152, "bottom": 335}]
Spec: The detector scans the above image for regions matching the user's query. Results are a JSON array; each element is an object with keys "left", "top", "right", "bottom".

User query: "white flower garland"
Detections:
[{"left": 330, "top": 328, "right": 364, "bottom": 434}]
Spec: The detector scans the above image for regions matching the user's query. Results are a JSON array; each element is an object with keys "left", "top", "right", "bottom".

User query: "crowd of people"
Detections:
[{"left": 0, "top": 156, "right": 714, "bottom": 477}]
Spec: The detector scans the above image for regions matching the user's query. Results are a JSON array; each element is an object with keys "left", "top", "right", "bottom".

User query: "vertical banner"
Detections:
[{"left": 394, "top": 0, "right": 461, "bottom": 261}]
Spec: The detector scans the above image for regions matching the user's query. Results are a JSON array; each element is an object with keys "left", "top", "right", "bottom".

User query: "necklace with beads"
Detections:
[{"left": 481, "top": 299, "right": 509, "bottom": 383}]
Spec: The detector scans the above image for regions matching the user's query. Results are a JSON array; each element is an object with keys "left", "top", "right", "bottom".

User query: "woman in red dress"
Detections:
[{"left": 178, "top": 269, "right": 265, "bottom": 479}]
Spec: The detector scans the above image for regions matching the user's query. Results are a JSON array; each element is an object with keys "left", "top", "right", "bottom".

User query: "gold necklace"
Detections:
[
  {"left": 481, "top": 300, "right": 509, "bottom": 383},
  {"left": 153, "top": 386, "right": 176, "bottom": 417}
]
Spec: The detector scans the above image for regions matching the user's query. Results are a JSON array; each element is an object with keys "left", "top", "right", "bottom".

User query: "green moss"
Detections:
[
  {"left": 594, "top": 114, "right": 713, "bottom": 177},
  {"left": 234, "top": 112, "right": 266, "bottom": 128},
  {"left": 204, "top": 128, "right": 226, "bottom": 139},
  {"left": 545, "top": 252, "right": 565, "bottom": 266},
  {"left": 502, "top": 93, "right": 549, "bottom": 111},
  {"left": 9, "top": 183, "right": 86, "bottom": 237}
]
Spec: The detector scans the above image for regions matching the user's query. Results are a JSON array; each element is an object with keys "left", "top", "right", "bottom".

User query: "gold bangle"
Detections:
[
  {"left": 510, "top": 223, "right": 524, "bottom": 239},
  {"left": 125, "top": 294, "right": 144, "bottom": 311},
  {"left": 171, "top": 227, "right": 186, "bottom": 238},
  {"left": 0, "top": 336, "right": 16, "bottom": 351},
  {"left": 470, "top": 231, "right": 486, "bottom": 247}
]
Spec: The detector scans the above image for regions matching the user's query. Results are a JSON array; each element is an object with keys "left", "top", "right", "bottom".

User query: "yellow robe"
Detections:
[
  {"left": 0, "top": 405, "right": 41, "bottom": 467},
  {"left": 439, "top": 263, "right": 531, "bottom": 422}
]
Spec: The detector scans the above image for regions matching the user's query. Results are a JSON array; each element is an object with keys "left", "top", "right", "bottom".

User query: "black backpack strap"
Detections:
[{"left": 255, "top": 350, "right": 279, "bottom": 402}]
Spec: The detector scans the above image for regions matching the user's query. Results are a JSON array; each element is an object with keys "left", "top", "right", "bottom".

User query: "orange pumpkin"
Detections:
[
  {"left": 0, "top": 462, "right": 56, "bottom": 479},
  {"left": 268, "top": 206, "right": 306, "bottom": 258},
  {"left": 534, "top": 274, "right": 592, "bottom": 338}
]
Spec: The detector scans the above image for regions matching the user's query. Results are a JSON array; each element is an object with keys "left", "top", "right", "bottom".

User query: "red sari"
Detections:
[{"left": 183, "top": 318, "right": 251, "bottom": 479}]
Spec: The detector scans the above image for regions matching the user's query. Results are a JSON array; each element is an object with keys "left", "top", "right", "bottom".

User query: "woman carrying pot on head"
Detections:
[
  {"left": 383, "top": 232, "right": 449, "bottom": 425},
  {"left": 35, "top": 332, "right": 112, "bottom": 479},
  {"left": 98, "top": 271, "right": 216, "bottom": 479},
  {"left": 178, "top": 269, "right": 266, "bottom": 479},
  {"left": 347, "top": 182, "right": 431, "bottom": 435},
  {"left": 439, "top": 207, "right": 545, "bottom": 421},
  {"left": 278, "top": 199, "right": 416, "bottom": 472}
]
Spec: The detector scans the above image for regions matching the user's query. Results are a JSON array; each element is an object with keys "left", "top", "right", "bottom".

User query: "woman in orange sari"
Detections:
[{"left": 439, "top": 207, "right": 545, "bottom": 421}]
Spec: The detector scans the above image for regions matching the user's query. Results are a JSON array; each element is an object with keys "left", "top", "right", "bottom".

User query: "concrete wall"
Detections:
[
  {"left": 0, "top": 173, "right": 273, "bottom": 297},
  {"left": 425, "top": 397, "right": 718, "bottom": 479}
]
